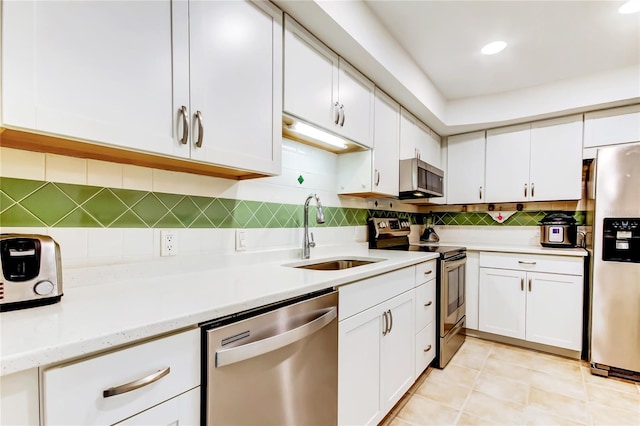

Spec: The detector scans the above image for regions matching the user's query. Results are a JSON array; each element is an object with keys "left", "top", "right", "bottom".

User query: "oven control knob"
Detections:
[{"left": 34, "top": 280, "right": 55, "bottom": 296}]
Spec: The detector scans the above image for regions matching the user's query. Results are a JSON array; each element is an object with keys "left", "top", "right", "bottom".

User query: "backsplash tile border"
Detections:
[{"left": 0, "top": 177, "right": 583, "bottom": 229}]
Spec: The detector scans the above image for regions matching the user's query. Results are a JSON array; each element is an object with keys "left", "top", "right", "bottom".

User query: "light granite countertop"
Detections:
[{"left": 0, "top": 247, "right": 438, "bottom": 377}]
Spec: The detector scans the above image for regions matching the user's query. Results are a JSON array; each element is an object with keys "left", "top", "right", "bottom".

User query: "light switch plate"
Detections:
[{"left": 235, "top": 230, "right": 246, "bottom": 251}]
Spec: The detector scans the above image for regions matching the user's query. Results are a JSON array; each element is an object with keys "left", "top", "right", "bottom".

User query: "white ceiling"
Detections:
[{"left": 363, "top": 1, "right": 640, "bottom": 101}]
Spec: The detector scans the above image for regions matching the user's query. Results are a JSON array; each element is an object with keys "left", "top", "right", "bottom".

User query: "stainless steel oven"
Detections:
[{"left": 438, "top": 249, "right": 466, "bottom": 368}]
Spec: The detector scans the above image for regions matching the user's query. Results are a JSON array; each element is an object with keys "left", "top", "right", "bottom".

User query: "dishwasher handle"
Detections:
[{"left": 215, "top": 306, "right": 337, "bottom": 368}]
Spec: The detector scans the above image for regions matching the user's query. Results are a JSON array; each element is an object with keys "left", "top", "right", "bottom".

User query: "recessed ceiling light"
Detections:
[
  {"left": 481, "top": 41, "right": 507, "bottom": 55},
  {"left": 619, "top": 0, "right": 640, "bottom": 14}
]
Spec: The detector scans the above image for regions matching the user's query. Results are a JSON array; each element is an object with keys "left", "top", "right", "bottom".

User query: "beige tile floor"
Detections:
[{"left": 381, "top": 337, "right": 640, "bottom": 426}]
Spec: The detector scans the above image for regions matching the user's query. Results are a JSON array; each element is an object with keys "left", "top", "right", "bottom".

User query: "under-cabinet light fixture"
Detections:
[
  {"left": 287, "top": 121, "right": 348, "bottom": 149},
  {"left": 619, "top": 0, "right": 640, "bottom": 14}
]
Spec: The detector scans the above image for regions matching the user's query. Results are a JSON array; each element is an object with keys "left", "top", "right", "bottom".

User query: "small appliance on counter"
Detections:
[
  {"left": 539, "top": 213, "right": 578, "bottom": 247},
  {"left": 0, "top": 234, "right": 63, "bottom": 311},
  {"left": 421, "top": 215, "right": 440, "bottom": 243}
]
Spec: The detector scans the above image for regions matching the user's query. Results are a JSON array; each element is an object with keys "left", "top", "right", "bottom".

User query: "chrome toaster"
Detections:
[{"left": 0, "top": 234, "right": 63, "bottom": 311}]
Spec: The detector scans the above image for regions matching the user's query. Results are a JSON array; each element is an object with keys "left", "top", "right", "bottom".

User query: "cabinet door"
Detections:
[
  {"left": 415, "top": 321, "right": 436, "bottom": 378},
  {"left": 464, "top": 251, "right": 480, "bottom": 331},
  {"left": 337, "top": 58, "right": 375, "bottom": 148},
  {"left": 485, "top": 124, "right": 531, "bottom": 203},
  {"left": 584, "top": 105, "right": 640, "bottom": 148},
  {"left": 2, "top": 0, "right": 187, "bottom": 158},
  {"left": 380, "top": 290, "right": 415, "bottom": 416},
  {"left": 118, "top": 388, "right": 200, "bottom": 426},
  {"left": 416, "top": 121, "right": 441, "bottom": 168},
  {"left": 529, "top": 115, "right": 583, "bottom": 201},
  {"left": 479, "top": 268, "right": 526, "bottom": 339},
  {"left": 372, "top": 89, "right": 400, "bottom": 196},
  {"left": 283, "top": 15, "right": 339, "bottom": 133},
  {"left": 338, "top": 304, "right": 383, "bottom": 426},
  {"left": 399, "top": 109, "right": 420, "bottom": 159},
  {"left": 525, "top": 272, "right": 583, "bottom": 350},
  {"left": 189, "top": 0, "right": 282, "bottom": 174},
  {"left": 447, "top": 131, "right": 486, "bottom": 204}
]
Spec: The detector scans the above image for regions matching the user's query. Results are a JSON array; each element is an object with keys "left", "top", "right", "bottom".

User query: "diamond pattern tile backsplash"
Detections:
[{"left": 0, "top": 177, "right": 584, "bottom": 228}]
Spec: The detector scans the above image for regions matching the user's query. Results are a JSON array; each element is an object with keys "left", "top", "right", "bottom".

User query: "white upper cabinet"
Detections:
[
  {"left": 2, "top": 0, "right": 184, "bottom": 158},
  {"left": 283, "top": 16, "right": 374, "bottom": 148},
  {"left": 485, "top": 124, "right": 531, "bottom": 203},
  {"left": 485, "top": 115, "right": 582, "bottom": 203},
  {"left": 337, "top": 89, "right": 399, "bottom": 197},
  {"left": 529, "top": 116, "right": 583, "bottom": 201},
  {"left": 583, "top": 105, "right": 640, "bottom": 158},
  {"left": 188, "top": 0, "right": 282, "bottom": 174},
  {"left": 447, "top": 131, "right": 486, "bottom": 204},
  {"left": 399, "top": 109, "right": 441, "bottom": 167},
  {"left": 2, "top": 0, "right": 282, "bottom": 176},
  {"left": 372, "top": 90, "right": 401, "bottom": 196}
]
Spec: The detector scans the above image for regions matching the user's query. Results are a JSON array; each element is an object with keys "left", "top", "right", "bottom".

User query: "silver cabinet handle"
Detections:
[
  {"left": 375, "top": 169, "right": 381, "bottom": 186},
  {"left": 339, "top": 104, "right": 345, "bottom": 127},
  {"left": 424, "top": 270, "right": 433, "bottom": 276},
  {"left": 333, "top": 102, "right": 340, "bottom": 125},
  {"left": 179, "top": 106, "right": 189, "bottom": 145},
  {"left": 528, "top": 278, "right": 532, "bottom": 292},
  {"left": 531, "top": 183, "right": 535, "bottom": 198},
  {"left": 521, "top": 277, "right": 524, "bottom": 291},
  {"left": 215, "top": 307, "right": 336, "bottom": 367},
  {"left": 423, "top": 345, "right": 432, "bottom": 352},
  {"left": 382, "top": 311, "right": 389, "bottom": 336},
  {"left": 524, "top": 183, "right": 528, "bottom": 197},
  {"left": 479, "top": 186, "right": 483, "bottom": 200},
  {"left": 387, "top": 309, "right": 393, "bottom": 333},
  {"left": 103, "top": 367, "right": 170, "bottom": 398},
  {"left": 518, "top": 261, "right": 537, "bottom": 265},
  {"left": 424, "top": 301, "right": 433, "bottom": 307},
  {"left": 194, "top": 110, "right": 204, "bottom": 148}
]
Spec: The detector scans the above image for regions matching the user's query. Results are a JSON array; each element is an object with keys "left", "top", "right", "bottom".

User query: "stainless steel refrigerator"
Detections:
[{"left": 590, "top": 142, "right": 640, "bottom": 381}]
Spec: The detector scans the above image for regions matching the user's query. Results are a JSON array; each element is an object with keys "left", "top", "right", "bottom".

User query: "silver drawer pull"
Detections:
[
  {"left": 103, "top": 367, "right": 170, "bottom": 398},
  {"left": 518, "top": 261, "right": 536, "bottom": 265},
  {"left": 424, "top": 270, "right": 433, "bottom": 275},
  {"left": 423, "top": 345, "right": 432, "bottom": 352},
  {"left": 424, "top": 301, "right": 433, "bottom": 307}
]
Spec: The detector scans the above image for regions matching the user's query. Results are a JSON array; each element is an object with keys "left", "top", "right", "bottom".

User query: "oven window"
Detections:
[{"left": 447, "top": 262, "right": 465, "bottom": 316}]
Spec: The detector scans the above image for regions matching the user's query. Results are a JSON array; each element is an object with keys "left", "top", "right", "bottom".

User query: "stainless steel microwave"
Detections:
[{"left": 399, "top": 158, "right": 444, "bottom": 199}]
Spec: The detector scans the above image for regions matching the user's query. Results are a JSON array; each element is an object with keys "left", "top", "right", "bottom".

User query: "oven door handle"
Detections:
[
  {"left": 214, "top": 307, "right": 337, "bottom": 368},
  {"left": 443, "top": 256, "right": 466, "bottom": 270}
]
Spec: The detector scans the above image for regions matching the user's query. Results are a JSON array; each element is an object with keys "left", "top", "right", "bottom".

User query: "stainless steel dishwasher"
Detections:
[{"left": 201, "top": 289, "right": 338, "bottom": 425}]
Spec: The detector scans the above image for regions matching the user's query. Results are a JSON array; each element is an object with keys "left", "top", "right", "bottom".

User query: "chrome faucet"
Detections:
[{"left": 303, "top": 193, "right": 325, "bottom": 259}]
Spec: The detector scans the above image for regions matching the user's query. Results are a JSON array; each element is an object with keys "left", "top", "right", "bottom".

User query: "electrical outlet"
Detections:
[
  {"left": 235, "top": 229, "right": 246, "bottom": 251},
  {"left": 161, "top": 230, "right": 178, "bottom": 256}
]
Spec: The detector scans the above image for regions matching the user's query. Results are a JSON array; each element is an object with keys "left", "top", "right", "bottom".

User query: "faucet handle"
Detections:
[{"left": 309, "top": 232, "right": 316, "bottom": 248}]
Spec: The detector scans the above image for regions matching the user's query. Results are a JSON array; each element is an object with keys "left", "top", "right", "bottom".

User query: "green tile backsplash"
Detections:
[{"left": 0, "top": 177, "right": 583, "bottom": 229}]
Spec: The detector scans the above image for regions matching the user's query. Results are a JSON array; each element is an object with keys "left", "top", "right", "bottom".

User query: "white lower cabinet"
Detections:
[
  {"left": 338, "top": 265, "right": 420, "bottom": 426},
  {"left": 478, "top": 252, "right": 584, "bottom": 351},
  {"left": 41, "top": 329, "right": 200, "bottom": 425}
]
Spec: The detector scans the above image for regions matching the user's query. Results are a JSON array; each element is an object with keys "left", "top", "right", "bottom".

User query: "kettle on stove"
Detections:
[{"left": 420, "top": 215, "right": 440, "bottom": 242}]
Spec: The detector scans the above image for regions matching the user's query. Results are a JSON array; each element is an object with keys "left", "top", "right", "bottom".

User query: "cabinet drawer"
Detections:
[
  {"left": 42, "top": 328, "right": 200, "bottom": 425},
  {"left": 415, "top": 322, "right": 436, "bottom": 378},
  {"left": 479, "top": 252, "right": 583, "bottom": 276},
  {"left": 415, "top": 260, "right": 437, "bottom": 285},
  {"left": 415, "top": 281, "right": 436, "bottom": 331},
  {"left": 339, "top": 266, "right": 414, "bottom": 320}
]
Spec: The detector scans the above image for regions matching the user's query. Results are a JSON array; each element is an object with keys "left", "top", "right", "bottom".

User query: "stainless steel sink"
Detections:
[{"left": 285, "top": 257, "right": 384, "bottom": 271}]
